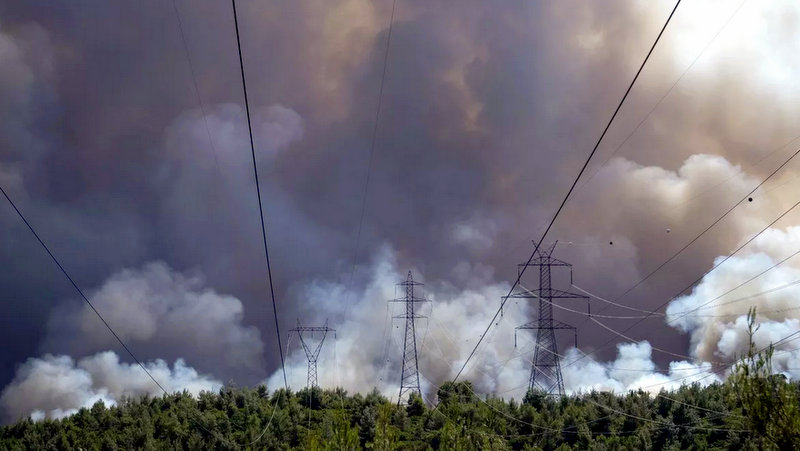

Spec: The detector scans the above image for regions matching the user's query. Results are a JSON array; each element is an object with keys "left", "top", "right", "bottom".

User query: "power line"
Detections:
[
  {"left": 563, "top": 196, "right": 800, "bottom": 372},
  {"left": 574, "top": 0, "right": 747, "bottom": 194},
  {"left": 171, "top": 0, "right": 221, "bottom": 171},
  {"left": 665, "top": 247, "right": 800, "bottom": 322},
  {"left": 452, "top": 0, "right": 682, "bottom": 383},
  {"left": 230, "top": 0, "right": 287, "bottom": 390},
  {"left": 591, "top": 144, "right": 800, "bottom": 318},
  {"left": 515, "top": 282, "right": 723, "bottom": 364},
  {"left": 0, "top": 187, "right": 239, "bottom": 449},
  {"left": 574, "top": 244, "right": 800, "bottom": 318},
  {"left": 420, "top": 303, "right": 748, "bottom": 433},
  {"left": 342, "top": 0, "right": 397, "bottom": 318},
  {"left": 0, "top": 185, "right": 168, "bottom": 394}
]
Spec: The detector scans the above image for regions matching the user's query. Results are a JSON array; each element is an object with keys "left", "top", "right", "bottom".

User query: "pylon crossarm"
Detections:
[
  {"left": 516, "top": 321, "right": 576, "bottom": 331},
  {"left": 291, "top": 326, "right": 335, "bottom": 332},
  {"left": 389, "top": 297, "right": 428, "bottom": 303},
  {"left": 393, "top": 313, "right": 427, "bottom": 319},
  {"left": 289, "top": 321, "right": 335, "bottom": 388},
  {"left": 508, "top": 288, "right": 587, "bottom": 300}
]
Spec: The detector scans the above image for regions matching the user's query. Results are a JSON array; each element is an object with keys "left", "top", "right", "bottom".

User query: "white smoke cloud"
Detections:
[
  {"left": 0, "top": 351, "right": 221, "bottom": 423},
  {"left": 44, "top": 262, "right": 266, "bottom": 382},
  {"left": 265, "top": 245, "right": 531, "bottom": 402},
  {"left": 561, "top": 343, "right": 720, "bottom": 395},
  {"left": 265, "top": 243, "right": 727, "bottom": 402},
  {"left": 666, "top": 226, "right": 800, "bottom": 368},
  {"left": 262, "top": 152, "right": 800, "bottom": 402}
]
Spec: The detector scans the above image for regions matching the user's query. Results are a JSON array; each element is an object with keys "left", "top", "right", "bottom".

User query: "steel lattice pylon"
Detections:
[
  {"left": 506, "top": 241, "right": 588, "bottom": 396},
  {"left": 390, "top": 271, "right": 429, "bottom": 405},
  {"left": 289, "top": 320, "right": 335, "bottom": 388}
]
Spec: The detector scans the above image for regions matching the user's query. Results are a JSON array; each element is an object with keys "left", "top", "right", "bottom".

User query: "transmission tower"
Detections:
[
  {"left": 506, "top": 241, "right": 588, "bottom": 396},
  {"left": 389, "top": 271, "right": 429, "bottom": 405},
  {"left": 289, "top": 320, "right": 336, "bottom": 388}
]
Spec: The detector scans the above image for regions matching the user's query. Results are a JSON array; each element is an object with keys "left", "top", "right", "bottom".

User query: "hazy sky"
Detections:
[{"left": 3, "top": 0, "right": 800, "bottom": 422}]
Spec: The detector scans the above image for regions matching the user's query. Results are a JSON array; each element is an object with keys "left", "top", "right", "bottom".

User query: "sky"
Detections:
[{"left": 3, "top": 0, "right": 800, "bottom": 422}]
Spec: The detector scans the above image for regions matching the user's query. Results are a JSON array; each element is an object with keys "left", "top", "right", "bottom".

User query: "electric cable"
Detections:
[
  {"left": 230, "top": 0, "right": 287, "bottom": 390},
  {"left": 564, "top": 197, "right": 800, "bottom": 372},
  {"left": 172, "top": 0, "right": 221, "bottom": 170},
  {"left": 342, "top": 0, "right": 397, "bottom": 319},
  {"left": 453, "top": 0, "right": 682, "bottom": 383},
  {"left": 575, "top": 0, "right": 747, "bottom": 194}
]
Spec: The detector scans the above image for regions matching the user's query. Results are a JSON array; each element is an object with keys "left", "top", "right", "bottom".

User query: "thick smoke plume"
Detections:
[
  {"left": 667, "top": 226, "right": 800, "bottom": 376},
  {"left": 44, "top": 262, "right": 267, "bottom": 383},
  {"left": 4, "top": 0, "right": 800, "bottom": 423},
  {"left": 0, "top": 351, "right": 220, "bottom": 423}
]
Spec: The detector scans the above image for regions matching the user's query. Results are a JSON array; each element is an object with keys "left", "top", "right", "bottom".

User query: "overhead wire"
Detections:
[
  {"left": 452, "top": 0, "right": 683, "bottom": 383},
  {"left": 565, "top": 196, "right": 800, "bottom": 372},
  {"left": 589, "top": 143, "right": 800, "bottom": 319},
  {"left": 515, "top": 283, "right": 719, "bottom": 363},
  {"left": 345, "top": 0, "right": 397, "bottom": 402},
  {"left": 677, "top": 132, "right": 800, "bottom": 209},
  {"left": 248, "top": 331, "right": 293, "bottom": 446},
  {"left": 492, "top": 300, "right": 759, "bottom": 423},
  {"left": 574, "top": 0, "right": 747, "bottom": 194},
  {"left": 0, "top": 186, "right": 169, "bottom": 394},
  {"left": 666, "top": 247, "right": 800, "bottom": 324},
  {"left": 0, "top": 175, "right": 236, "bottom": 448},
  {"left": 567, "top": 254, "right": 800, "bottom": 319},
  {"left": 413, "top": 300, "right": 755, "bottom": 438},
  {"left": 171, "top": 0, "right": 221, "bottom": 170},
  {"left": 230, "top": 0, "right": 287, "bottom": 390},
  {"left": 341, "top": 0, "right": 397, "bottom": 318}
]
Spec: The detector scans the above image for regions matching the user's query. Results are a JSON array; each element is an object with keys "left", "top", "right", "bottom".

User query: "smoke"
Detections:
[
  {"left": 44, "top": 262, "right": 266, "bottom": 383},
  {"left": 0, "top": 351, "right": 220, "bottom": 423},
  {"left": 264, "top": 151, "right": 800, "bottom": 402},
  {"left": 666, "top": 226, "right": 800, "bottom": 377},
  {"left": 265, "top": 242, "right": 723, "bottom": 402},
  {"left": 4, "top": 0, "right": 800, "bottom": 421},
  {"left": 561, "top": 343, "right": 720, "bottom": 394},
  {"left": 264, "top": 245, "right": 530, "bottom": 401}
]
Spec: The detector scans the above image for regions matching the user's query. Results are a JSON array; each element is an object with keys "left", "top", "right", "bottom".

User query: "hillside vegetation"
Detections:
[
  {"left": 0, "top": 374, "right": 798, "bottom": 450},
  {"left": 2, "top": 321, "right": 799, "bottom": 450}
]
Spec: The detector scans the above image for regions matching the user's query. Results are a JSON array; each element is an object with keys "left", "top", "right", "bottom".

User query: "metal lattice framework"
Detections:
[
  {"left": 389, "top": 271, "right": 429, "bottom": 405},
  {"left": 289, "top": 320, "right": 335, "bottom": 388},
  {"left": 507, "top": 241, "right": 588, "bottom": 396}
]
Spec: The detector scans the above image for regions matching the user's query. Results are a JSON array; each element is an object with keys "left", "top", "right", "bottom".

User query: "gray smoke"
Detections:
[{"left": 3, "top": 0, "right": 800, "bottom": 422}]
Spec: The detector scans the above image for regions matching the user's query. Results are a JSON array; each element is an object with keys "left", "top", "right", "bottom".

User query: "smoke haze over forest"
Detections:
[{"left": 3, "top": 0, "right": 800, "bottom": 422}]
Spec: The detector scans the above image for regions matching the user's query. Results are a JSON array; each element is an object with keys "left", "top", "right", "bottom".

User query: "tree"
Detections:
[
  {"left": 727, "top": 308, "right": 800, "bottom": 449},
  {"left": 368, "top": 403, "right": 400, "bottom": 450}
]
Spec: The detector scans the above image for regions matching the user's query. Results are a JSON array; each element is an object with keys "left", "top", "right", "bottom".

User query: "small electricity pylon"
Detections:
[
  {"left": 389, "top": 271, "right": 429, "bottom": 405},
  {"left": 506, "top": 241, "right": 588, "bottom": 396},
  {"left": 289, "top": 320, "right": 335, "bottom": 388}
]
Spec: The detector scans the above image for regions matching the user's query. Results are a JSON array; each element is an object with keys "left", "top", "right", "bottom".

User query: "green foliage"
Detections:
[
  {"left": 725, "top": 308, "right": 800, "bottom": 450},
  {"left": 2, "top": 347, "right": 798, "bottom": 451}
]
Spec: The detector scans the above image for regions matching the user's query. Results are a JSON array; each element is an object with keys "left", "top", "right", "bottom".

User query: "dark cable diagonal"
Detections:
[
  {"left": 1, "top": 188, "right": 238, "bottom": 446},
  {"left": 231, "top": 0, "right": 287, "bottom": 390},
  {"left": 0, "top": 185, "right": 168, "bottom": 394},
  {"left": 452, "top": 0, "right": 682, "bottom": 382},
  {"left": 574, "top": 0, "right": 747, "bottom": 194}
]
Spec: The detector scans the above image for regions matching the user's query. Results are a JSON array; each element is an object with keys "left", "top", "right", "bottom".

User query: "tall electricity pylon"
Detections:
[
  {"left": 507, "top": 241, "right": 587, "bottom": 396},
  {"left": 289, "top": 320, "right": 335, "bottom": 388},
  {"left": 390, "top": 271, "right": 428, "bottom": 405}
]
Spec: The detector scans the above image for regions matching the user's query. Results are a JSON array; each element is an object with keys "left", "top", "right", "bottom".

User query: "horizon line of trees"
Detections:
[{"left": 3, "top": 312, "right": 800, "bottom": 450}]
